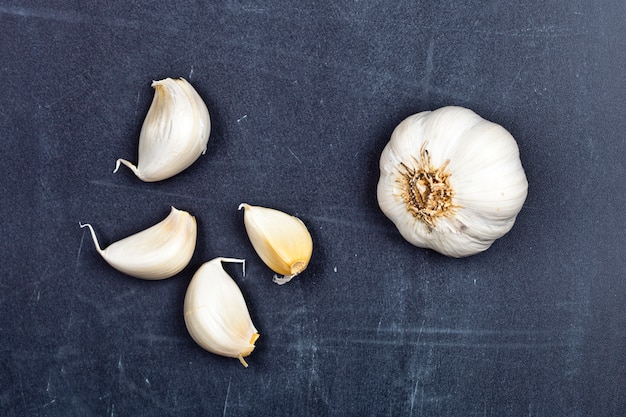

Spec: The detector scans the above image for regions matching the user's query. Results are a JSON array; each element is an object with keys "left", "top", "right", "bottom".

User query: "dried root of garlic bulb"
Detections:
[
  {"left": 115, "top": 77, "right": 211, "bottom": 182},
  {"left": 377, "top": 106, "right": 528, "bottom": 257},
  {"left": 239, "top": 203, "right": 313, "bottom": 285},
  {"left": 184, "top": 258, "right": 259, "bottom": 367},
  {"left": 79, "top": 206, "right": 197, "bottom": 279}
]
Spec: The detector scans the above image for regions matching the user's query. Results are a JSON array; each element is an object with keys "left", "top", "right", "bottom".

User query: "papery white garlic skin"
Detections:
[
  {"left": 184, "top": 258, "right": 259, "bottom": 367},
  {"left": 239, "top": 203, "right": 313, "bottom": 285},
  {"left": 114, "top": 77, "right": 211, "bottom": 182},
  {"left": 377, "top": 106, "right": 528, "bottom": 257},
  {"left": 80, "top": 206, "right": 197, "bottom": 279}
]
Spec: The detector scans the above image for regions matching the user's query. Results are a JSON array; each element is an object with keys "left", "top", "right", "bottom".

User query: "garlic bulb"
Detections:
[
  {"left": 239, "top": 203, "right": 313, "bottom": 285},
  {"left": 377, "top": 106, "right": 528, "bottom": 257},
  {"left": 79, "top": 206, "right": 197, "bottom": 279},
  {"left": 114, "top": 77, "right": 211, "bottom": 182},
  {"left": 184, "top": 258, "right": 259, "bottom": 367}
]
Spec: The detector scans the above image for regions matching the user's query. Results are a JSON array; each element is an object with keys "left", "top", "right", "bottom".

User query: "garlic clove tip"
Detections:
[
  {"left": 113, "top": 158, "right": 140, "bottom": 177},
  {"left": 79, "top": 222, "right": 105, "bottom": 257}
]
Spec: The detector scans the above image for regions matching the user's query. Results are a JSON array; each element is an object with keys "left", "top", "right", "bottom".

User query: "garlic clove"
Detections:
[
  {"left": 238, "top": 203, "right": 313, "bottom": 285},
  {"left": 79, "top": 206, "right": 197, "bottom": 279},
  {"left": 114, "top": 77, "right": 211, "bottom": 182},
  {"left": 377, "top": 106, "right": 528, "bottom": 257},
  {"left": 183, "top": 258, "right": 259, "bottom": 367}
]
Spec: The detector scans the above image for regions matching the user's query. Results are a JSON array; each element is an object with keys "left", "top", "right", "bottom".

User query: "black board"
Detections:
[{"left": 1, "top": 1, "right": 624, "bottom": 416}]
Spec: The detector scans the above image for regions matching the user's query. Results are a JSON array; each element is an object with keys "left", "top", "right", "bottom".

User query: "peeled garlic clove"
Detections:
[
  {"left": 184, "top": 258, "right": 259, "bottom": 367},
  {"left": 114, "top": 77, "right": 211, "bottom": 182},
  {"left": 238, "top": 203, "right": 313, "bottom": 285},
  {"left": 377, "top": 106, "right": 528, "bottom": 257},
  {"left": 79, "top": 206, "right": 197, "bottom": 279}
]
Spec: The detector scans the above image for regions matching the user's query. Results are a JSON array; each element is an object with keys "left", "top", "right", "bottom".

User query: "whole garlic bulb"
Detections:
[
  {"left": 115, "top": 77, "right": 211, "bottom": 182},
  {"left": 184, "top": 258, "right": 259, "bottom": 367},
  {"left": 79, "top": 206, "right": 197, "bottom": 279},
  {"left": 377, "top": 106, "right": 528, "bottom": 257}
]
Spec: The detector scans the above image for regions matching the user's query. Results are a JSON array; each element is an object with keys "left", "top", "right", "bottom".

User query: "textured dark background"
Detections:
[{"left": 1, "top": 1, "right": 625, "bottom": 416}]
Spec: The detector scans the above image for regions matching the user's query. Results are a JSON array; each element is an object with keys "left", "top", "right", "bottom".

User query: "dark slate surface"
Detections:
[{"left": 1, "top": 1, "right": 625, "bottom": 416}]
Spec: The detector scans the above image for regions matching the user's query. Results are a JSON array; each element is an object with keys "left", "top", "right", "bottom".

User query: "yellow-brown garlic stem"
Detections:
[
  {"left": 238, "top": 333, "right": 260, "bottom": 368},
  {"left": 397, "top": 143, "right": 458, "bottom": 229}
]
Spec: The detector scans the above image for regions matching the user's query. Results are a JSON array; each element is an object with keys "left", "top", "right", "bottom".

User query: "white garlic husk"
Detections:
[
  {"left": 377, "top": 106, "right": 528, "bottom": 257},
  {"left": 239, "top": 203, "right": 313, "bottom": 285},
  {"left": 184, "top": 258, "right": 259, "bottom": 367},
  {"left": 114, "top": 77, "right": 211, "bottom": 182},
  {"left": 79, "top": 206, "right": 197, "bottom": 279}
]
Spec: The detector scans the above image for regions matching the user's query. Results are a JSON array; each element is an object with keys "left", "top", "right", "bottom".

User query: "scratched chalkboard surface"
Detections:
[{"left": 1, "top": 1, "right": 624, "bottom": 416}]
